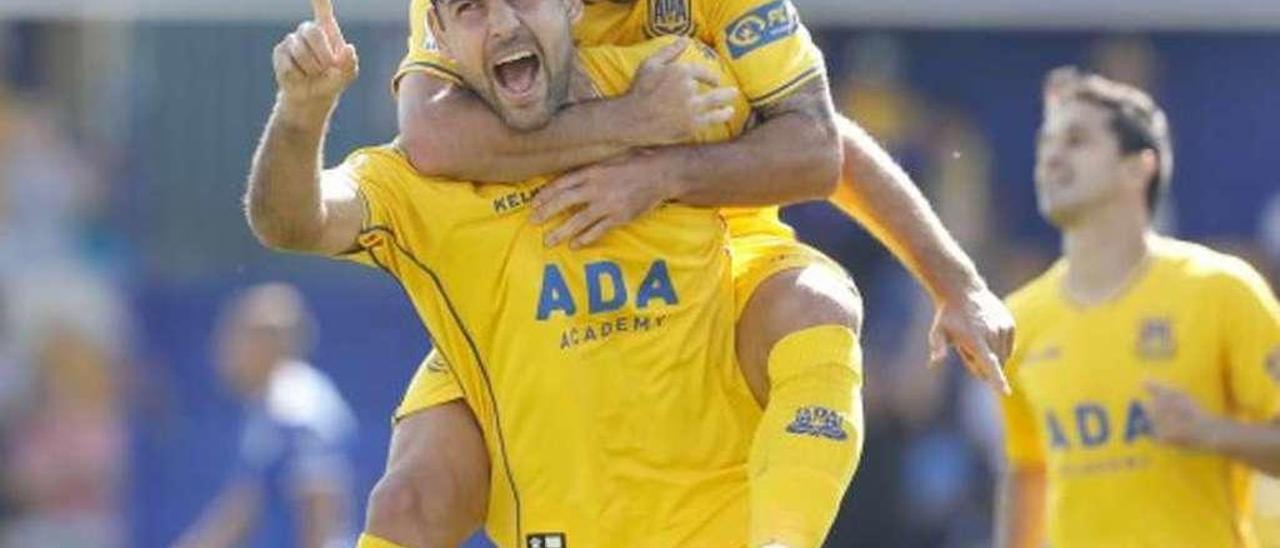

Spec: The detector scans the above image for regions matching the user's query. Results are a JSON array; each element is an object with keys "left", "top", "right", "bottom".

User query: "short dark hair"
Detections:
[{"left": 1044, "top": 66, "right": 1173, "bottom": 214}]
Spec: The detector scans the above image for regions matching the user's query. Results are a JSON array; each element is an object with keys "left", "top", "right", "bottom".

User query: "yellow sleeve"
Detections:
[
  {"left": 1219, "top": 259, "right": 1280, "bottom": 421},
  {"left": 393, "top": 0, "right": 463, "bottom": 92},
  {"left": 1000, "top": 357, "right": 1046, "bottom": 465},
  {"left": 704, "top": 0, "right": 824, "bottom": 107},
  {"left": 999, "top": 295, "right": 1046, "bottom": 465},
  {"left": 580, "top": 38, "right": 750, "bottom": 134},
  {"left": 332, "top": 148, "right": 421, "bottom": 276}
]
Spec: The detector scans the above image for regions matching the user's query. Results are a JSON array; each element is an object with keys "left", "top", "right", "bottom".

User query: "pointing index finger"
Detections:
[{"left": 311, "top": 0, "right": 335, "bottom": 22}]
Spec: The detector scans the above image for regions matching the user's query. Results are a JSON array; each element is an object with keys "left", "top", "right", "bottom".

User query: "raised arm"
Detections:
[
  {"left": 245, "top": 1, "right": 365, "bottom": 256},
  {"left": 398, "top": 39, "right": 737, "bottom": 182}
]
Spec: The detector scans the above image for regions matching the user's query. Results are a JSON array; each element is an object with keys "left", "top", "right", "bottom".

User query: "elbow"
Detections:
[
  {"left": 806, "top": 118, "right": 842, "bottom": 199},
  {"left": 244, "top": 200, "right": 320, "bottom": 253},
  {"left": 400, "top": 128, "right": 456, "bottom": 178}
]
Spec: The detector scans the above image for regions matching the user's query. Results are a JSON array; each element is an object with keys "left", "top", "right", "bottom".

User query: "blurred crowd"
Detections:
[{"left": 0, "top": 19, "right": 1278, "bottom": 548}]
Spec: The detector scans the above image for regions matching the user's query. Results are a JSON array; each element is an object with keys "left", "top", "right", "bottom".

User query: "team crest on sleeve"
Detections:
[
  {"left": 785, "top": 406, "right": 847, "bottom": 441},
  {"left": 1136, "top": 317, "right": 1176, "bottom": 361},
  {"left": 724, "top": 0, "right": 799, "bottom": 59},
  {"left": 647, "top": 0, "right": 693, "bottom": 37}
]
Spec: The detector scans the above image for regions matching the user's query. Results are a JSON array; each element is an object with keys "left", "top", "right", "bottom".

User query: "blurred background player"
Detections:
[
  {"left": 996, "top": 67, "right": 1280, "bottom": 548},
  {"left": 176, "top": 283, "right": 356, "bottom": 548}
]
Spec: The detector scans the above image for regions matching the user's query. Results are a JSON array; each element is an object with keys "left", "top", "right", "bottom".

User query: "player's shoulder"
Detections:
[
  {"left": 1005, "top": 260, "right": 1067, "bottom": 323},
  {"left": 1152, "top": 236, "right": 1272, "bottom": 297},
  {"left": 580, "top": 36, "right": 720, "bottom": 96}
]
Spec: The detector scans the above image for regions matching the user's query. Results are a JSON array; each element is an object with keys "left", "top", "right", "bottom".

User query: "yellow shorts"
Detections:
[{"left": 394, "top": 232, "right": 850, "bottom": 422}]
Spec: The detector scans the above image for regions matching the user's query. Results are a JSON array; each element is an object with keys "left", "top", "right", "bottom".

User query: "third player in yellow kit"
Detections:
[
  {"left": 997, "top": 67, "right": 1280, "bottom": 548},
  {"left": 1003, "top": 238, "right": 1280, "bottom": 547}
]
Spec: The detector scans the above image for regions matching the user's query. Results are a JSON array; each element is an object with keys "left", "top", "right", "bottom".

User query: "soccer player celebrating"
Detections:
[
  {"left": 248, "top": 0, "right": 860, "bottom": 546},
  {"left": 997, "top": 67, "right": 1280, "bottom": 548},
  {"left": 373, "top": 0, "right": 1015, "bottom": 544}
]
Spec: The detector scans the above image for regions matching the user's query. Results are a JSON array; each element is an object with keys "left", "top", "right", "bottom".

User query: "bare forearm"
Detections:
[
  {"left": 1201, "top": 418, "right": 1280, "bottom": 476},
  {"left": 669, "top": 76, "right": 839, "bottom": 207},
  {"left": 996, "top": 464, "right": 1047, "bottom": 548},
  {"left": 829, "top": 115, "right": 985, "bottom": 300},
  {"left": 399, "top": 77, "right": 636, "bottom": 182},
  {"left": 670, "top": 110, "right": 838, "bottom": 207},
  {"left": 245, "top": 97, "right": 334, "bottom": 250}
]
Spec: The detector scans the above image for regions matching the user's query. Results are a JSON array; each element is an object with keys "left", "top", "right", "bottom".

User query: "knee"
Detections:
[{"left": 750, "top": 266, "right": 863, "bottom": 345}]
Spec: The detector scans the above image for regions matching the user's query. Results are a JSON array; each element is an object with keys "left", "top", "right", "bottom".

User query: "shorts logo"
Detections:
[
  {"left": 724, "top": 0, "right": 799, "bottom": 59},
  {"left": 527, "top": 533, "right": 566, "bottom": 548},
  {"left": 648, "top": 0, "right": 693, "bottom": 37},
  {"left": 1136, "top": 317, "right": 1176, "bottom": 361},
  {"left": 786, "top": 406, "right": 847, "bottom": 441}
]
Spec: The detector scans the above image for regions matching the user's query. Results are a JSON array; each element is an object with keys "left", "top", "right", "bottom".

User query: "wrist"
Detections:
[
  {"left": 613, "top": 93, "right": 660, "bottom": 148},
  {"left": 1195, "top": 416, "right": 1231, "bottom": 452},
  {"left": 275, "top": 93, "right": 338, "bottom": 131}
]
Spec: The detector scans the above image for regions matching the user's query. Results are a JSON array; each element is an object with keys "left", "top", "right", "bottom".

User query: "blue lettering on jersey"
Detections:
[
  {"left": 536, "top": 264, "right": 577, "bottom": 320},
  {"left": 635, "top": 260, "right": 678, "bottom": 308},
  {"left": 724, "top": 0, "right": 799, "bottom": 59},
  {"left": 586, "top": 261, "right": 627, "bottom": 314},
  {"left": 1046, "top": 411, "right": 1070, "bottom": 449},
  {"left": 786, "top": 406, "right": 847, "bottom": 441},
  {"left": 537, "top": 260, "right": 679, "bottom": 321},
  {"left": 1046, "top": 399, "right": 1155, "bottom": 451},
  {"left": 1075, "top": 403, "right": 1110, "bottom": 447},
  {"left": 1123, "top": 400, "right": 1154, "bottom": 443}
]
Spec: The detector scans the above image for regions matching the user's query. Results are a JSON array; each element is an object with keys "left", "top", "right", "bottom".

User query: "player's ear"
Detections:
[
  {"left": 427, "top": 4, "right": 453, "bottom": 58},
  {"left": 565, "top": 0, "right": 583, "bottom": 24},
  {"left": 1125, "top": 149, "right": 1159, "bottom": 192}
]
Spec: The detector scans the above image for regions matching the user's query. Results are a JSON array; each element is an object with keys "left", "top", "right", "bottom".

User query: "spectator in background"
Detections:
[
  {"left": 2, "top": 318, "right": 128, "bottom": 548},
  {"left": 176, "top": 284, "right": 355, "bottom": 548}
]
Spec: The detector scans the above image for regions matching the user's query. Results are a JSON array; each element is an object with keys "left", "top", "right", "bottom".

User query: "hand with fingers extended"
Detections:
[
  {"left": 1145, "top": 381, "right": 1219, "bottom": 450},
  {"left": 623, "top": 38, "right": 738, "bottom": 146},
  {"left": 928, "top": 287, "right": 1016, "bottom": 395},
  {"left": 530, "top": 149, "right": 677, "bottom": 249},
  {"left": 273, "top": 0, "right": 360, "bottom": 109}
]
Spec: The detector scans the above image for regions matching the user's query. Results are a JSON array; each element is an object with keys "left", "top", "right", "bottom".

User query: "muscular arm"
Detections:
[
  {"left": 829, "top": 114, "right": 986, "bottom": 301},
  {"left": 245, "top": 98, "right": 363, "bottom": 255},
  {"left": 664, "top": 74, "right": 840, "bottom": 206},
  {"left": 398, "top": 73, "right": 642, "bottom": 182},
  {"left": 995, "top": 463, "right": 1047, "bottom": 548}
]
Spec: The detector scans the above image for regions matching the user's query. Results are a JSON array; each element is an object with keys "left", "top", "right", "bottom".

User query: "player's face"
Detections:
[
  {"left": 1035, "top": 99, "right": 1132, "bottom": 226},
  {"left": 214, "top": 316, "right": 281, "bottom": 397},
  {"left": 433, "top": 0, "right": 580, "bottom": 130}
]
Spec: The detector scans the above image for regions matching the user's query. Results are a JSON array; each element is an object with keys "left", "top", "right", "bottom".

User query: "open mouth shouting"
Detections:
[{"left": 491, "top": 48, "right": 544, "bottom": 106}]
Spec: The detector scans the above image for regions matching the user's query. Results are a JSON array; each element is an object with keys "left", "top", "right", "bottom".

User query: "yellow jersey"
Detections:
[
  {"left": 1000, "top": 237, "right": 1280, "bottom": 548},
  {"left": 394, "top": 0, "right": 822, "bottom": 241},
  {"left": 337, "top": 39, "right": 761, "bottom": 548}
]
